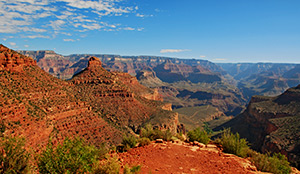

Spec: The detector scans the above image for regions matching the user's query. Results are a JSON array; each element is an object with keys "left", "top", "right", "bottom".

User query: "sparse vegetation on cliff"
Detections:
[
  {"left": 249, "top": 150, "right": 291, "bottom": 174},
  {"left": 216, "top": 129, "right": 249, "bottom": 158},
  {"left": 0, "top": 136, "right": 30, "bottom": 174}
]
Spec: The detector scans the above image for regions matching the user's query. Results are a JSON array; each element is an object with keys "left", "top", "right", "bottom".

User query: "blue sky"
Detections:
[{"left": 1, "top": 0, "right": 300, "bottom": 63}]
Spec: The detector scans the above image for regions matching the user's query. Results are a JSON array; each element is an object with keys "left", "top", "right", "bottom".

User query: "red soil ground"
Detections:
[{"left": 118, "top": 141, "right": 260, "bottom": 174}]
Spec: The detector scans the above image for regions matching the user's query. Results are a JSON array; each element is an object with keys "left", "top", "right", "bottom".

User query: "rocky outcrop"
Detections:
[
  {"left": 216, "top": 85, "right": 300, "bottom": 168},
  {"left": 0, "top": 44, "right": 36, "bottom": 72},
  {"left": 71, "top": 56, "right": 178, "bottom": 133}
]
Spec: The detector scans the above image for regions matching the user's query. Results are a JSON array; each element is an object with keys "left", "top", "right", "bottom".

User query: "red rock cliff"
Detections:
[{"left": 0, "top": 44, "right": 36, "bottom": 72}]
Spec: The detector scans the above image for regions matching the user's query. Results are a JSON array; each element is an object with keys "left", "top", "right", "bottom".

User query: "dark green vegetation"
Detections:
[
  {"left": 187, "top": 127, "right": 210, "bottom": 145},
  {"left": 215, "top": 129, "right": 249, "bottom": 158},
  {"left": 121, "top": 134, "right": 137, "bottom": 151},
  {"left": 249, "top": 150, "right": 291, "bottom": 174},
  {"left": 38, "top": 137, "right": 105, "bottom": 174},
  {"left": 137, "top": 137, "right": 151, "bottom": 147},
  {"left": 139, "top": 124, "right": 172, "bottom": 141},
  {"left": 0, "top": 135, "right": 141, "bottom": 174}
]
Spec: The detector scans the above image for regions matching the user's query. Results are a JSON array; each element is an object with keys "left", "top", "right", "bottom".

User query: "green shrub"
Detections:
[
  {"left": 203, "top": 122, "right": 213, "bottom": 135},
  {"left": 249, "top": 150, "right": 291, "bottom": 174},
  {"left": 162, "top": 130, "right": 173, "bottom": 141},
  {"left": 38, "top": 137, "right": 106, "bottom": 174},
  {"left": 216, "top": 129, "right": 249, "bottom": 157},
  {"left": 123, "top": 164, "right": 141, "bottom": 174},
  {"left": 140, "top": 124, "right": 154, "bottom": 140},
  {"left": 174, "top": 133, "right": 185, "bottom": 141},
  {"left": 140, "top": 124, "right": 173, "bottom": 141},
  {"left": 187, "top": 127, "right": 210, "bottom": 145},
  {"left": 137, "top": 137, "right": 151, "bottom": 147},
  {"left": 92, "top": 155, "right": 120, "bottom": 174},
  {"left": 0, "top": 136, "right": 30, "bottom": 174},
  {"left": 122, "top": 134, "right": 137, "bottom": 151}
]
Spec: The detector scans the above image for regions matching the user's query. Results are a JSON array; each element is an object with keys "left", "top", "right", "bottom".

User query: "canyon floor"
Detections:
[{"left": 118, "top": 141, "right": 275, "bottom": 174}]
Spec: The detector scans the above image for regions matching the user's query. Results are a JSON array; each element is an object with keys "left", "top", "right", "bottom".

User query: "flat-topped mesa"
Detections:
[
  {"left": 0, "top": 44, "right": 36, "bottom": 72},
  {"left": 87, "top": 56, "right": 102, "bottom": 69}
]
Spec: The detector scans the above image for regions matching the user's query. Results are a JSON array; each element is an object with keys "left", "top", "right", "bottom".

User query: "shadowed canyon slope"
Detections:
[
  {"left": 216, "top": 84, "right": 300, "bottom": 168},
  {"left": 0, "top": 45, "right": 178, "bottom": 149}
]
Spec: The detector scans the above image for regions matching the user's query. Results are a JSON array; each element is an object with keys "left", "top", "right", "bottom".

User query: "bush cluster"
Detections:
[
  {"left": 174, "top": 133, "right": 185, "bottom": 141},
  {"left": 187, "top": 127, "right": 211, "bottom": 145},
  {"left": 216, "top": 129, "right": 291, "bottom": 174},
  {"left": 249, "top": 150, "right": 291, "bottom": 174},
  {"left": 140, "top": 124, "right": 173, "bottom": 141},
  {"left": 1, "top": 135, "right": 142, "bottom": 174},
  {"left": 216, "top": 129, "right": 249, "bottom": 157},
  {"left": 38, "top": 137, "right": 106, "bottom": 174},
  {"left": 92, "top": 155, "right": 120, "bottom": 174},
  {"left": 123, "top": 164, "right": 141, "bottom": 174},
  {"left": 137, "top": 137, "right": 151, "bottom": 147},
  {"left": 122, "top": 134, "right": 137, "bottom": 151}
]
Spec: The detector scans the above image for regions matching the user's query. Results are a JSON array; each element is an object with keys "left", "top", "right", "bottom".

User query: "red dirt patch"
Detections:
[{"left": 119, "top": 141, "right": 258, "bottom": 174}]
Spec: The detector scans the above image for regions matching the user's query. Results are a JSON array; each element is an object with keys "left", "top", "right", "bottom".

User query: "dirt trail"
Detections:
[{"left": 119, "top": 141, "right": 260, "bottom": 174}]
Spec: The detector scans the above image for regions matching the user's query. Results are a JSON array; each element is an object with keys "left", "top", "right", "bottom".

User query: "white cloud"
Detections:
[
  {"left": 0, "top": 0, "right": 141, "bottom": 39},
  {"left": 63, "top": 39, "right": 75, "bottom": 42},
  {"left": 22, "top": 34, "right": 50, "bottom": 39},
  {"left": 136, "top": 13, "right": 153, "bottom": 18},
  {"left": 49, "top": 20, "right": 66, "bottom": 30},
  {"left": 60, "top": 32, "right": 72, "bottom": 36},
  {"left": 24, "top": 45, "right": 29, "bottom": 47},
  {"left": 9, "top": 42, "right": 16, "bottom": 46},
  {"left": 123, "top": 27, "right": 135, "bottom": 31},
  {"left": 81, "top": 23, "right": 102, "bottom": 30},
  {"left": 199, "top": 55, "right": 206, "bottom": 58},
  {"left": 20, "top": 27, "right": 47, "bottom": 32},
  {"left": 136, "top": 13, "right": 145, "bottom": 17},
  {"left": 57, "top": 0, "right": 132, "bottom": 15},
  {"left": 160, "top": 49, "right": 191, "bottom": 53}
]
